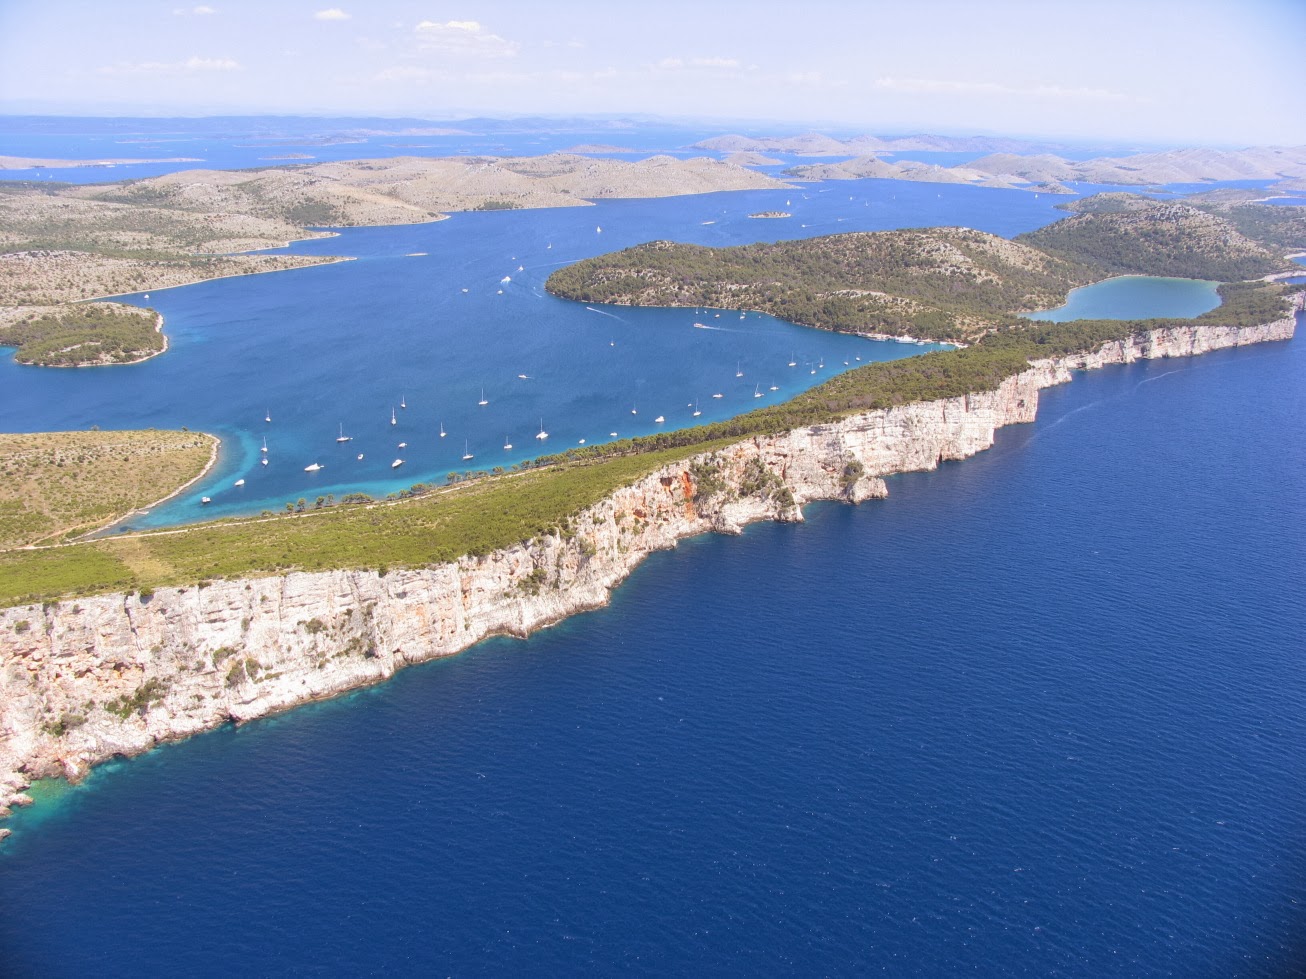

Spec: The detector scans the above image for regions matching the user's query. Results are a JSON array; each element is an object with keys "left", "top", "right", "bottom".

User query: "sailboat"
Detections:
[
  {"left": 264, "top": 409, "right": 271, "bottom": 423},
  {"left": 400, "top": 395, "right": 407, "bottom": 409},
  {"left": 336, "top": 424, "right": 352, "bottom": 443},
  {"left": 788, "top": 354, "right": 797, "bottom": 367},
  {"left": 754, "top": 384, "right": 762, "bottom": 398},
  {"left": 596, "top": 225, "right": 602, "bottom": 233},
  {"left": 536, "top": 419, "right": 549, "bottom": 440},
  {"left": 390, "top": 408, "right": 397, "bottom": 426},
  {"left": 304, "top": 462, "right": 323, "bottom": 472},
  {"left": 504, "top": 436, "right": 513, "bottom": 450},
  {"left": 462, "top": 440, "right": 474, "bottom": 461},
  {"left": 261, "top": 437, "right": 268, "bottom": 454},
  {"left": 692, "top": 400, "right": 701, "bottom": 417},
  {"left": 391, "top": 458, "right": 404, "bottom": 469},
  {"left": 654, "top": 415, "right": 665, "bottom": 423},
  {"left": 439, "top": 422, "right": 446, "bottom": 438},
  {"left": 478, "top": 388, "right": 489, "bottom": 406},
  {"left": 735, "top": 361, "right": 744, "bottom": 377},
  {"left": 712, "top": 392, "right": 723, "bottom": 399},
  {"left": 397, "top": 442, "right": 407, "bottom": 449},
  {"left": 631, "top": 404, "right": 637, "bottom": 415}
]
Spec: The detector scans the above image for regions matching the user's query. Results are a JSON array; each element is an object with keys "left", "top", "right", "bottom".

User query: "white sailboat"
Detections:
[
  {"left": 400, "top": 395, "right": 407, "bottom": 409},
  {"left": 390, "top": 408, "right": 397, "bottom": 426},
  {"left": 461, "top": 440, "right": 474, "bottom": 461},
  {"left": 261, "top": 437, "right": 268, "bottom": 454},
  {"left": 788, "top": 353, "right": 797, "bottom": 367},
  {"left": 304, "top": 463, "right": 323, "bottom": 472},
  {"left": 712, "top": 392, "right": 723, "bottom": 399},
  {"left": 336, "top": 424, "right": 352, "bottom": 443},
  {"left": 536, "top": 419, "right": 549, "bottom": 440},
  {"left": 504, "top": 436, "right": 513, "bottom": 450},
  {"left": 265, "top": 409, "right": 271, "bottom": 423},
  {"left": 754, "top": 384, "right": 762, "bottom": 398},
  {"left": 397, "top": 442, "right": 407, "bottom": 449},
  {"left": 735, "top": 361, "right": 744, "bottom": 377},
  {"left": 478, "top": 388, "right": 489, "bottom": 406},
  {"left": 439, "top": 422, "right": 446, "bottom": 438},
  {"left": 391, "top": 458, "right": 404, "bottom": 468},
  {"left": 692, "top": 401, "right": 701, "bottom": 417},
  {"left": 654, "top": 415, "right": 665, "bottom": 423}
]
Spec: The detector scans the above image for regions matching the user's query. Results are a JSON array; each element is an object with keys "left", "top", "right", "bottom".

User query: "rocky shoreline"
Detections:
[{"left": 0, "top": 306, "right": 1298, "bottom": 825}]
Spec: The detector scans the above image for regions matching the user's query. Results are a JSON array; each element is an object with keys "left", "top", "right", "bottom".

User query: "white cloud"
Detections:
[
  {"left": 314, "top": 8, "right": 351, "bottom": 21},
  {"left": 414, "top": 19, "right": 519, "bottom": 58},
  {"left": 99, "top": 56, "right": 241, "bottom": 75},
  {"left": 173, "top": 5, "right": 216, "bottom": 13},
  {"left": 874, "top": 76, "right": 1133, "bottom": 102}
]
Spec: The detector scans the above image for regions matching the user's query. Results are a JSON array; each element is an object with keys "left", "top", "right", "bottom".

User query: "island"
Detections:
[
  {"left": 546, "top": 196, "right": 1298, "bottom": 342},
  {"left": 0, "top": 152, "right": 792, "bottom": 365},
  {"left": 748, "top": 210, "right": 792, "bottom": 219}
]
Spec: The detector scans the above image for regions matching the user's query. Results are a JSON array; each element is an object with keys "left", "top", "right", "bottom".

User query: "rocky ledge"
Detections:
[{"left": 0, "top": 306, "right": 1298, "bottom": 818}]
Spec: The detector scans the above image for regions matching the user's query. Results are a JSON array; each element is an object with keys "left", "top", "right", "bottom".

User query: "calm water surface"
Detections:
[
  {"left": 1024, "top": 275, "right": 1221, "bottom": 322},
  {"left": 1, "top": 318, "right": 1301, "bottom": 977},
  {"left": 1, "top": 125, "right": 1302, "bottom": 975}
]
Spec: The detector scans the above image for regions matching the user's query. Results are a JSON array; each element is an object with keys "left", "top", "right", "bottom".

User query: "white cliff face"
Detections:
[{"left": 0, "top": 312, "right": 1297, "bottom": 815}]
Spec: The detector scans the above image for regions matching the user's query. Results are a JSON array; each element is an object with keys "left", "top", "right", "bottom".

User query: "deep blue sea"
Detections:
[
  {"left": 1, "top": 121, "right": 1303, "bottom": 976},
  {"left": 1, "top": 314, "right": 1301, "bottom": 977}
]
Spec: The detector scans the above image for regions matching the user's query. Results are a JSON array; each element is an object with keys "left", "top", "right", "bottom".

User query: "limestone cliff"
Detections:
[{"left": 0, "top": 309, "right": 1298, "bottom": 820}]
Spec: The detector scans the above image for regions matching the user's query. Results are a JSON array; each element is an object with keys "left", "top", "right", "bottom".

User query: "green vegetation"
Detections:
[
  {"left": 0, "top": 429, "right": 215, "bottom": 548},
  {"left": 1, "top": 303, "right": 163, "bottom": 366},
  {"left": 546, "top": 229, "right": 1096, "bottom": 342},
  {"left": 105, "top": 677, "right": 170, "bottom": 718},
  {"left": 546, "top": 201, "right": 1290, "bottom": 346},
  {"left": 1018, "top": 197, "right": 1291, "bottom": 280},
  {"left": 473, "top": 200, "right": 522, "bottom": 210}
]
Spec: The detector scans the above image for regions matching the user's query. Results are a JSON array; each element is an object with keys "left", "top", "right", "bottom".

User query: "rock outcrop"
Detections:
[{"left": 0, "top": 308, "right": 1298, "bottom": 818}]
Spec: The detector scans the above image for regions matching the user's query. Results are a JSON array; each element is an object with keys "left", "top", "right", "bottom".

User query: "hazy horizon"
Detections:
[{"left": 3, "top": 0, "right": 1303, "bottom": 147}]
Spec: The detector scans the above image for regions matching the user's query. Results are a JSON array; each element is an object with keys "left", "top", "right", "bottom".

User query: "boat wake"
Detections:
[{"left": 585, "top": 306, "right": 626, "bottom": 321}]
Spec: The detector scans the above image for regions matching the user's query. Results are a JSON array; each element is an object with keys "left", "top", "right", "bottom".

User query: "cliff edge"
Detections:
[{"left": 0, "top": 306, "right": 1298, "bottom": 821}]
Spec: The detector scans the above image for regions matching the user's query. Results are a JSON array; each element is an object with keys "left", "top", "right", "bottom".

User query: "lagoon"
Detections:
[{"left": 1024, "top": 274, "right": 1221, "bottom": 322}]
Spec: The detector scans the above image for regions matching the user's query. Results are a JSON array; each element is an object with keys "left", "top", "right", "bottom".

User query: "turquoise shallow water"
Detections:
[
  {"left": 1024, "top": 275, "right": 1221, "bottom": 322},
  {"left": 0, "top": 177, "right": 1071, "bottom": 529}
]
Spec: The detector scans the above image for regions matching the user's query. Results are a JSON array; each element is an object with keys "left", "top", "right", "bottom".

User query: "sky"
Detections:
[{"left": 2, "top": 0, "right": 1304, "bottom": 145}]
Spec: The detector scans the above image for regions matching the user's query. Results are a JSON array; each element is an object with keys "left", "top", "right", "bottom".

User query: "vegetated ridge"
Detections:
[{"left": 547, "top": 198, "right": 1302, "bottom": 341}]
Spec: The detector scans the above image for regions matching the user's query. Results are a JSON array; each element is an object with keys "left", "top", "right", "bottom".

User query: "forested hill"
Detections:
[
  {"left": 546, "top": 202, "right": 1302, "bottom": 341},
  {"left": 1015, "top": 195, "right": 1298, "bottom": 280},
  {"left": 546, "top": 228, "right": 1097, "bottom": 342}
]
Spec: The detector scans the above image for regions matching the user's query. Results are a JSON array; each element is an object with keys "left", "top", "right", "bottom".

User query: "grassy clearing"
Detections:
[
  {"left": 0, "top": 441, "right": 733, "bottom": 607},
  {"left": 0, "top": 429, "right": 215, "bottom": 549}
]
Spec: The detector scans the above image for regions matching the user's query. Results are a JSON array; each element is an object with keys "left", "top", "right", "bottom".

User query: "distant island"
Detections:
[
  {"left": 0, "top": 155, "right": 203, "bottom": 170},
  {"left": 0, "top": 152, "right": 789, "bottom": 363},
  {"left": 748, "top": 210, "right": 791, "bottom": 218}
]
